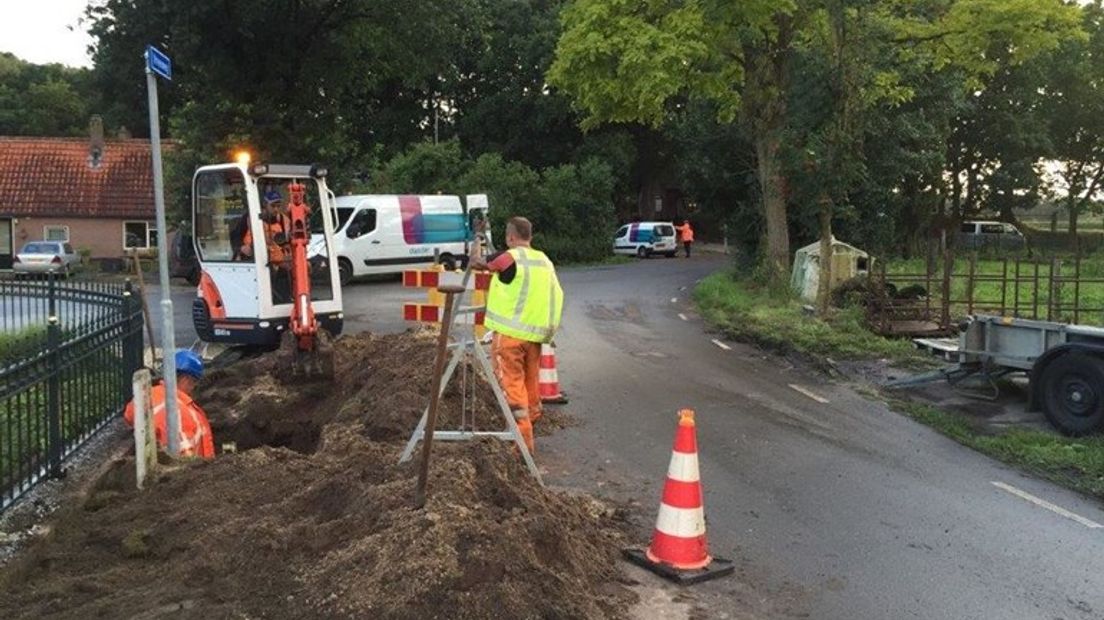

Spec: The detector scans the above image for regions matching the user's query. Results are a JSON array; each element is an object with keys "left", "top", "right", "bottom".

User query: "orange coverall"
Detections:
[
  {"left": 486, "top": 251, "right": 544, "bottom": 453},
  {"left": 124, "top": 383, "right": 216, "bottom": 459}
]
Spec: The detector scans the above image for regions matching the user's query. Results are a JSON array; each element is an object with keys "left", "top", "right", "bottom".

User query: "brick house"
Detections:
[{"left": 0, "top": 119, "right": 171, "bottom": 270}]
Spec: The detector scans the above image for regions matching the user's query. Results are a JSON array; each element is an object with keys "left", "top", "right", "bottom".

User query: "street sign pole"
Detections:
[{"left": 144, "top": 46, "right": 180, "bottom": 456}]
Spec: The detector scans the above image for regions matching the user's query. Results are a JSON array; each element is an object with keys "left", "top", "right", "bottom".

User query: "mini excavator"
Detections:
[{"left": 190, "top": 159, "right": 343, "bottom": 379}]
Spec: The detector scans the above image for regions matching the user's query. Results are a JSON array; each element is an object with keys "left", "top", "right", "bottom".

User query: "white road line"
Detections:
[
  {"left": 991, "top": 481, "right": 1103, "bottom": 529},
  {"left": 711, "top": 339, "right": 731, "bottom": 351},
  {"left": 678, "top": 313, "right": 689, "bottom": 321},
  {"left": 788, "top": 384, "right": 829, "bottom": 404},
  {"left": 671, "top": 297, "right": 678, "bottom": 303}
]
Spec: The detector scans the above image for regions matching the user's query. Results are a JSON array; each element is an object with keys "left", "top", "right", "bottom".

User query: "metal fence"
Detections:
[
  {"left": 868, "top": 250, "right": 1104, "bottom": 337},
  {"left": 1, "top": 274, "right": 144, "bottom": 510}
]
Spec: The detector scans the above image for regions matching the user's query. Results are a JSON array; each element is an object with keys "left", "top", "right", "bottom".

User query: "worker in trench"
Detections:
[
  {"left": 468, "top": 216, "right": 563, "bottom": 454},
  {"left": 123, "top": 350, "right": 216, "bottom": 459}
]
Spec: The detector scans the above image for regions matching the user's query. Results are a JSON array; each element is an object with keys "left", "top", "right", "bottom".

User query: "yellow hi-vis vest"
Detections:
[{"left": 485, "top": 247, "right": 563, "bottom": 343}]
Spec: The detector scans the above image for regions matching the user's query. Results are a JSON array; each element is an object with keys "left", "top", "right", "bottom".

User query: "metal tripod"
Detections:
[{"left": 399, "top": 267, "right": 542, "bottom": 485}]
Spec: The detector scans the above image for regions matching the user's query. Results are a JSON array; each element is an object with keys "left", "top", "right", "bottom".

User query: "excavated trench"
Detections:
[{"left": 0, "top": 330, "right": 634, "bottom": 620}]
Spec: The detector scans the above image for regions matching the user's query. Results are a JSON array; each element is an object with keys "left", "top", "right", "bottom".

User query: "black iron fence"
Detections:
[{"left": 1, "top": 274, "right": 144, "bottom": 510}]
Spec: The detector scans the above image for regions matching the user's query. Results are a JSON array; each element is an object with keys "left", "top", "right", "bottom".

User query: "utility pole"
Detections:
[{"left": 144, "top": 45, "right": 180, "bottom": 456}]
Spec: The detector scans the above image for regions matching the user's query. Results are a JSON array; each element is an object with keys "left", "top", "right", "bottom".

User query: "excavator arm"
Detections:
[{"left": 279, "top": 180, "right": 333, "bottom": 379}]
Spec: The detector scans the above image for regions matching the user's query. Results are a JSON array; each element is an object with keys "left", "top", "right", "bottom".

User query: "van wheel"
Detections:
[
  {"left": 338, "top": 258, "right": 353, "bottom": 287},
  {"left": 439, "top": 253, "right": 458, "bottom": 271},
  {"left": 1041, "top": 353, "right": 1104, "bottom": 436},
  {"left": 637, "top": 247, "right": 651, "bottom": 259},
  {"left": 186, "top": 265, "right": 201, "bottom": 286},
  {"left": 665, "top": 252, "right": 677, "bottom": 258}
]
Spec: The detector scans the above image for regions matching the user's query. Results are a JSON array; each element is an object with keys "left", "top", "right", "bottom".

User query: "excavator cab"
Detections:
[{"left": 191, "top": 161, "right": 343, "bottom": 379}]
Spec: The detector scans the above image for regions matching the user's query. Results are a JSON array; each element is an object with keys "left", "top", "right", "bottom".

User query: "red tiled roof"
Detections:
[{"left": 0, "top": 137, "right": 175, "bottom": 219}]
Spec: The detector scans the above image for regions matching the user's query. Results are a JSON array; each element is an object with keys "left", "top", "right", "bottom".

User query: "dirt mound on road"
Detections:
[{"left": 0, "top": 331, "right": 621, "bottom": 620}]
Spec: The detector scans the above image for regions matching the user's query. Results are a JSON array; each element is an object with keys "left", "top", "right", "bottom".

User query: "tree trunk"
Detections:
[
  {"left": 816, "top": 196, "right": 833, "bottom": 317},
  {"left": 756, "top": 130, "right": 790, "bottom": 281},
  {"left": 743, "top": 14, "right": 794, "bottom": 286}
]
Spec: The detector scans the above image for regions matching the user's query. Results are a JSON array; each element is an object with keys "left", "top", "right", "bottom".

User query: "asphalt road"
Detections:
[
  {"left": 149, "top": 257, "right": 1104, "bottom": 618},
  {"left": 540, "top": 256, "right": 1104, "bottom": 619}
]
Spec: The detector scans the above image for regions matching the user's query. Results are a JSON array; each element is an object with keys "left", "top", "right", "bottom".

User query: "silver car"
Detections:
[{"left": 13, "top": 241, "right": 82, "bottom": 278}]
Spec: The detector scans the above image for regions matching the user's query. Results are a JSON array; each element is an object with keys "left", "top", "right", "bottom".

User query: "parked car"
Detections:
[
  {"left": 169, "top": 229, "right": 200, "bottom": 285},
  {"left": 956, "top": 221, "right": 1026, "bottom": 251},
  {"left": 13, "top": 241, "right": 81, "bottom": 278},
  {"left": 613, "top": 221, "right": 678, "bottom": 258}
]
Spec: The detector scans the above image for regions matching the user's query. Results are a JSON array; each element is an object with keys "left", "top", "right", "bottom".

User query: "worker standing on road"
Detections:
[
  {"left": 469, "top": 216, "right": 563, "bottom": 454},
  {"left": 675, "top": 219, "right": 694, "bottom": 258},
  {"left": 124, "top": 350, "right": 216, "bottom": 459}
]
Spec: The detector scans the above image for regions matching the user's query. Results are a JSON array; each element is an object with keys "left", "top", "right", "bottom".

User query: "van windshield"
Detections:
[{"left": 310, "top": 207, "right": 354, "bottom": 234}]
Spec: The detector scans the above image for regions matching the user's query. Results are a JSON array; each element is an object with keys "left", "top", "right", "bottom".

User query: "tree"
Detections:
[
  {"left": 550, "top": 0, "right": 1081, "bottom": 283},
  {"left": 1042, "top": 0, "right": 1104, "bottom": 249},
  {"left": 0, "top": 53, "right": 93, "bottom": 136}
]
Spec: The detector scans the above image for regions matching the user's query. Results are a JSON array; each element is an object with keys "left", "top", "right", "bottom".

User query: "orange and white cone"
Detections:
[
  {"left": 539, "top": 344, "right": 568, "bottom": 405},
  {"left": 624, "top": 409, "right": 733, "bottom": 584}
]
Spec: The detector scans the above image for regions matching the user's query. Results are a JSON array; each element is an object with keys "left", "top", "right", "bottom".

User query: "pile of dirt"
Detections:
[{"left": 0, "top": 331, "right": 626, "bottom": 620}]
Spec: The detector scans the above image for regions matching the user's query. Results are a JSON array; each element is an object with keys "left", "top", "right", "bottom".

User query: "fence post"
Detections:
[
  {"left": 941, "top": 246, "right": 953, "bottom": 331},
  {"left": 46, "top": 273, "right": 63, "bottom": 479},
  {"left": 132, "top": 368, "right": 156, "bottom": 490}
]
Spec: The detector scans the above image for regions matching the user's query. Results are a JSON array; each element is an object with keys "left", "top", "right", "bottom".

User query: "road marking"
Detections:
[
  {"left": 788, "top": 384, "right": 829, "bottom": 404},
  {"left": 678, "top": 313, "right": 689, "bottom": 321},
  {"left": 671, "top": 297, "right": 678, "bottom": 303},
  {"left": 991, "top": 481, "right": 1103, "bottom": 529},
  {"left": 711, "top": 339, "right": 731, "bottom": 351}
]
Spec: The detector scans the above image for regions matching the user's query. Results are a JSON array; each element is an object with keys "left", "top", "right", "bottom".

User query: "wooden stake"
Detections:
[
  {"left": 130, "top": 250, "right": 158, "bottom": 365},
  {"left": 413, "top": 285, "right": 465, "bottom": 509}
]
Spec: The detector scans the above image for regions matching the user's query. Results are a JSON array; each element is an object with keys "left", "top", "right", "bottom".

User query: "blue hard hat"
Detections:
[
  {"left": 174, "top": 350, "right": 204, "bottom": 380},
  {"left": 264, "top": 190, "right": 282, "bottom": 204}
]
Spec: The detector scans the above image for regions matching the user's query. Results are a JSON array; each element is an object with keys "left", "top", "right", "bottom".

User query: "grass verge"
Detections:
[
  {"left": 894, "top": 399, "right": 1104, "bottom": 500},
  {"left": 693, "top": 270, "right": 926, "bottom": 366}
]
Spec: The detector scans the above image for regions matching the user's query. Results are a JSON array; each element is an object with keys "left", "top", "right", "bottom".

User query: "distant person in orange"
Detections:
[
  {"left": 124, "top": 350, "right": 215, "bottom": 459},
  {"left": 675, "top": 219, "right": 694, "bottom": 258}
]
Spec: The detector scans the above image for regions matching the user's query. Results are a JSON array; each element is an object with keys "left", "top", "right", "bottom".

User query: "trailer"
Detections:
[{"left": 888, "top": 314, "right": 1104, "bottom": 436}]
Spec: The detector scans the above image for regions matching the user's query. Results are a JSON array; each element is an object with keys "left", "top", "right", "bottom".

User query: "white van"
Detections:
[
  {"left": 612, "top": 221, "right": 678, "bottom": 258},
  {"left": 311, "top": 194, "right": 490, "bottom": 285}
]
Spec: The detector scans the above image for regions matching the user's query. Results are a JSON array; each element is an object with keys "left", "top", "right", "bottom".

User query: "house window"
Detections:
[
  {"left": 43, "top": 225, "right": 69, "bottom": 242},
  {"left": 124, "top": 221, "right": 156, "bottom": 249}
]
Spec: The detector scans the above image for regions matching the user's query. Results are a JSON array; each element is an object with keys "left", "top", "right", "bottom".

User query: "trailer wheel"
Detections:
[{"left": 1040, "top": 353, "right": 1104, "bottom": 436}]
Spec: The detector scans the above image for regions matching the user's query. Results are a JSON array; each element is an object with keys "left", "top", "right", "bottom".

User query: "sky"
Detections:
[{"left": 0, "top": 0, "right": 95, "bottom": 68}]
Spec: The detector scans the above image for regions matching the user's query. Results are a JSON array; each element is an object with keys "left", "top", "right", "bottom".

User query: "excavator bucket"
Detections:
[{"left": 276, "top": 329, "right": 336, "bottom": 383}]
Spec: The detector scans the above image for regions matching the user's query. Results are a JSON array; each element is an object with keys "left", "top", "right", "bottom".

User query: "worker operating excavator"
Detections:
[{"left": 241, "top": 189, "right": 292, "bottom": 302}]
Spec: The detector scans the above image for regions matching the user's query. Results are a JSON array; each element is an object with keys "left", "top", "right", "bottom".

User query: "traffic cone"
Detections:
[
  {"left": 539, "top": 344, "right": 568, "bottom": 404},
  {"left": 624, "top": 409, "right": 734, "bottom": 585}
]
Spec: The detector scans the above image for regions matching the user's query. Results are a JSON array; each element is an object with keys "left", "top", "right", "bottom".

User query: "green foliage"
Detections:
[
  {"left": 0, "top": 53, "right": 94, "bottom": 136},
  {"left": 693, "top": 271, "right": 923, "bottom": 363},
  {"left": 366, "top": 140, "right": 618, "bottom": 263}
]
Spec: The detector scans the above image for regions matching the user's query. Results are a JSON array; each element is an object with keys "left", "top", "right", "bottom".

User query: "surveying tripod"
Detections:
[{"left": 400, "top": 232, "right": 542, "bottom": 485}]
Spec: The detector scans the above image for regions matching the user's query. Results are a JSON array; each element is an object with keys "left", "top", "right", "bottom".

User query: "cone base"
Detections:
[
  {"left": 623, "top": 548, "right": 735, "bottom": 586},
  {"left": 540, "top": 394, "right": 569, "bottom": 405}
]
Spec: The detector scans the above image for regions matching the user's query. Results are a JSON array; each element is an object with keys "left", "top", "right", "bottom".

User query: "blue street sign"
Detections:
[{"left": 145, "top": 45, "right": 172, "bottom": 81}]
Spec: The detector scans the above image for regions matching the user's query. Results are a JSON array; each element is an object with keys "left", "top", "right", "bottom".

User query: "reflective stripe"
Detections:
[
  {"left": 512, "top": 408, "right": 529, "bottom": 420},
  {"left": 666, "top": 451, "right": 701, "bottom": 483},
  {"left": 654, "top": 503, "right": 707, "bottom": 538},
  {"left": 547, "top": 278, "right": 558, "bottom": 329},
  {"left": 512, "top": 248, "right": 530, "bottom": 320},
  {"left": 539, "top": 369, "right": 557, "bottom": 382},
  {"left": 484, "top": 310, "right": 555, "bottom": 340}
]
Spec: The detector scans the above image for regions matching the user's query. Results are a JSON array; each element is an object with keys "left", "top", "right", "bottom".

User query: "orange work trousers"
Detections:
[{"left": 491, "top": 333, "right": 542, "bottom": 453}]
